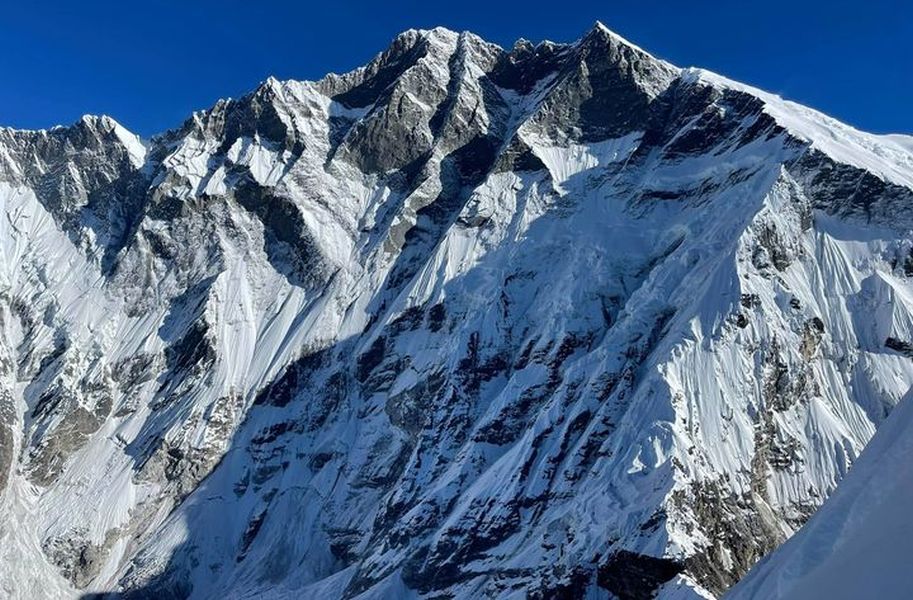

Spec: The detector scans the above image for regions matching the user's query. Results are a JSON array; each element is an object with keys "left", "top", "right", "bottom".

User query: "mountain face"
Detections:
[
  {"left": 1, "top": 22, "right": 912, "bottom": 600},
  {"left": 726, "top": 388, "right": 913, "bottom": 600}
]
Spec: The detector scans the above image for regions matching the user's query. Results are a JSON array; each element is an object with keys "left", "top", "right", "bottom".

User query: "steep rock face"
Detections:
[
  {"left": 0, "top": 22, "right": 912, "bottom": 600},
  {"left": 0, "top": 115, "right": 147, "bottom": 268},
  {"left": 726, "top": 388, "right": 913, "bottom": 600}
]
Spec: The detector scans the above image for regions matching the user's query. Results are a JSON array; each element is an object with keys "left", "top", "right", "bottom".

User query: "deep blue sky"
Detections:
[{"left": 1, "top": 0, "right": 910, "bottom": 137}]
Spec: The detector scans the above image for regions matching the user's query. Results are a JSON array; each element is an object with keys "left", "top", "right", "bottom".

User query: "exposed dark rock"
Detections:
[
  {"left": 672, "top": 479, "right": 784, "bottom": 595},
  {"left": 237, "top": 510, "right": 267, "bottom": 561},
  {"left": 252, "top": 346, "right": 332, "bottom": 407},
  {"left": 794, "top": 150, "right": 913, "bottom": 228},
  {"left": 232, "top": 176, "right": 331, "bottom": 288},
  {"left": 0, "top": 392, "right": 14, "bottom": 493},
  {"left": 597, "top": 550, "right": 684, "bottom": 600},
  {"left": 42, "top": 528, "right": 120, "bottom": 589},
  {"left": 325, "top": 30, "right": 431, "bottom": 109},
  {"left": 886, "top": 337, "right": 913, "bottom": 358},
  {"left": 357, "top": 336, "right": 388, "bottom": 382},
  {"left": 427, "top": 302, "right": 447, "bottom": 332},
  {"left": 754, "top": 223, "right": 792, "bottom": 271},
  {"left": 385, "top": 370, "right": 446, "bottom": 437},
  {"left": 164, "top": 321, "right": 215, "bottom": 381},
  {"left": 740, "top": 293, "right": 761, "bottom": 309},
  {"left": 529, "top": 566, "right": 594, "bottom": 600},
  {"left": 800, "top": 317, "right": 825, "bottom": 359},
  {"left": 489, "top": 38, "right": 568, "bottom": 95},
  {"left": 904, "top": 249, "right": 913, "bottom": 277}
]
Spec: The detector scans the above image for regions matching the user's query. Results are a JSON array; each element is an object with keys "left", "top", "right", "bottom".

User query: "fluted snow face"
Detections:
[
  {"left": 1, "top": 23, "right": 912, "bottom": 600},
  {"left": 726, "top": 387, "right": 913, "bottom": 600}
]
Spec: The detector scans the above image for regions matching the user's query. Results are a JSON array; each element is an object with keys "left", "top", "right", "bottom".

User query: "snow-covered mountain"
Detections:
[
  {"left": 1, "top": 22, "right": 912, "bottom": 600},
  {"left": 725, "top": 387, "right": 913, "bottom": 600}
]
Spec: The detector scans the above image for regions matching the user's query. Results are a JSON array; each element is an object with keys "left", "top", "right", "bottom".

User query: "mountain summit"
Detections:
[{"left": 1, "top": 24, "right": 912, "bottom": 600}]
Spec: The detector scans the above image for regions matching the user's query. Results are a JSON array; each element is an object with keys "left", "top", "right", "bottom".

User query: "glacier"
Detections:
[{"left": 0, "top": 21, "right": 911, "bottom": 600}]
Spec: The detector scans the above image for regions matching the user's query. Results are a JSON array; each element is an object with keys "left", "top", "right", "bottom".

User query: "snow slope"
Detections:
[{"left": 0, "top": 21, "right": 911, "bottom": 600}]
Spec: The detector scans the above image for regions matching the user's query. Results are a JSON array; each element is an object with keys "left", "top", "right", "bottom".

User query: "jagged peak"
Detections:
[
  {"left": 0, "top": 114, "right": 147, "bottom": 168},
  {"left": 512, "top": 37, "right": 534, "bottom": 52},
  {"left": 578, "top": 21, "right": 677, "bottom": 68},
  {"left": 92, "top": 116, "right": 147, "bottom": 168},
  {"left": 404, "top": 25, "right": 460, "bottom": 44},
  {"left": 70, "top": 115, "right": 148, "bottom": 168},
  {"left": 566, "top": 21, "right": 681, "bottom": 102},
  {"left": 80, "top": 113, "right": 116, "bottom": 128},
  {"left": 314, "top": 27, "right": 448, "bottom": 106},
  {"left": 1, "top": 113, "right": 125, "bottom": 137},
  {"left": 587, "top": 21, "right": 651, "bottom": 55},
  {"left": 362, "top": 25, "right": 461, "bottom": 65},
  {"left": 260, "top": 75, "right": 283, "bottom": 92},
  {"left": 250, "top": 75, "right": 301, "bottom": 105}
]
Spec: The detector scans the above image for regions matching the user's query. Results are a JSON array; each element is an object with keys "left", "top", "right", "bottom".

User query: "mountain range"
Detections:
[{"left": 1, "top": 22, "right": 912, "bottom": 600}]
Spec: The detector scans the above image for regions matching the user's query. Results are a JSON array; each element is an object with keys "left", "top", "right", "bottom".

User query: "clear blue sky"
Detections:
[{"left": 1, "top": 0, "right": 910, "bottom": 137}]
